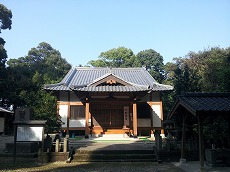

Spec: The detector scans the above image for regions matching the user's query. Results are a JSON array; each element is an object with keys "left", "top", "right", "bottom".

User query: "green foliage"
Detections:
[
  {"left": 32, "top": 90, "right": 61, "bottom": 133},
  {"left": 88, "top": 47, "right": 137, "bottom": 68},
  {"left": 183, "top": 47, "right": 230, "bottom": 92},
  {"left": 0, "top": 4, "right": 12, "bottom": 33},
  {"left": 0, "top": 4, "right": 12, "bottom": 107},
  {"left": 203, "top": 116, "right": 228, "bottom": 147},
  {"left": 6, "top": 42, "right": 71, "bottom": 132},
  {"left": 136, "top": 49, "right": 165, "bottom": 83},
  {"left": 164, "top": 47, "right": 230, "bottom": 146}
]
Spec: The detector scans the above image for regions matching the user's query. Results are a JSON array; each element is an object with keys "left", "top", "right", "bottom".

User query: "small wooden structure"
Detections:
[
  {"left": 168, "top": 93, "right": 230, "bottom": 169},
  {"left": 13, "top": 107, "right": 46, "bottom": 163},
  {"left": 13, "top": 120, "right": 47, "bottom": 163}
]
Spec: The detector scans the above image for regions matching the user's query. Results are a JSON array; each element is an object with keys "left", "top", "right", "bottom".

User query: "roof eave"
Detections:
[{"left": 168, "top": 97, "right": 197, "bottom": 119}]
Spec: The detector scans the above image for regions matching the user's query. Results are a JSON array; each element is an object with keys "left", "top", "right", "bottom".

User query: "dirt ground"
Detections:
[
  {"left": 0, "top": 135, "right": 184, "bottom": 172},
  {"left": 0, "top": 157, "right": 184, "bottom": 172}
]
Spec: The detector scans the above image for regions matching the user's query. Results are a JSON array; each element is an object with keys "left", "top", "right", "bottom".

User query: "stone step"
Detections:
[
  {"left": 0, "top": 152, "right": 38, "bottom": 158},
  {"left": 72, "top": 149, "right": 157, "bottom": 162},
  {"left": 91, "top": 134, "right": 130, "bottom": 139},
  {"left": 75, "top": 149, "right": 155, "bottom": 154}
]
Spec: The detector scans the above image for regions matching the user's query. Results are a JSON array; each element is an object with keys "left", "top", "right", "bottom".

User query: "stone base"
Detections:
[
  {"left": 180, "top": 158, "right": 187, "bottom": 163},
  {"left": 160, "top": 134, "right": 165, "bottom": 139},
  {"left": 43, "top": 152, "right": 69, "bottom": 162},
  {"left": 5, "top": 142, "right": 39, "bottom": 153}
]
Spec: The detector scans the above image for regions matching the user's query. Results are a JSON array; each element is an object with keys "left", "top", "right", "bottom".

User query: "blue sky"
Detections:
[{"left": 1, "top": 0, "right": 230, "bottom": 66}]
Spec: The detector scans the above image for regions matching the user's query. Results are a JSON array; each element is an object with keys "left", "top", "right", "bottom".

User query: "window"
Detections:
[{"left": 70, "top": 105, "right": 85, "bottom": 120}]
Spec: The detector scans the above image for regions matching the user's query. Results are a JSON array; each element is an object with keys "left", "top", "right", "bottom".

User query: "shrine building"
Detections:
[{"left": 44, "top": 67, "right": 173, "bottom": 138}]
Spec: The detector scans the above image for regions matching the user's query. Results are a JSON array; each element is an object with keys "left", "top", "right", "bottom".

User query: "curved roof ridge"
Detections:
[
  {"left": 75, "top": 67, "right": 144, "bottom": 70},
  {"left": 44, "top": 67, "right": 173, "bottom": 92}
]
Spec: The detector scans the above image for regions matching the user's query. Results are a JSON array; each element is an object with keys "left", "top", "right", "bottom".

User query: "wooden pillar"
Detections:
[
  {"left": 133, "top": 99, "right": 137, "bottom": 138},
  {"left": 180, "top": 113, "right": 187, "bottom": 162},
  {"left": 197, "top": 114, "right": 205, "bottom": 169},
  {"left": 85, "top": 98, "right": 90, "bottom": 138},
  {"left": 67, "top": 92, "right": 70, "bottom": 136},
  {"left": 228, "top": 121, "right": 230, "bottom": 147},
  {"left": 13, "top": 124, "right": 17, "bottom": 164}
]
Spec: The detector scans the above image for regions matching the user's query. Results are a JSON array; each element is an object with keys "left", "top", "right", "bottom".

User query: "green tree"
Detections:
[
  {"left": 165, "top": 47, "right": 230, "bottom": 146},
  {"left": 0, "top": 4, "right": 12, "bottom": 107},
  {"left": 185, "top": 47, "right": 230, "bottom": 92},
  {"left": 88, "top": 47, "right": 137, "bottom": 68},
  {"left": 0, "top": 4, "right": 12, "bottom": 33},
  {"left": 7, "top": 42, "right": 71, "bottom": 132},
  {"left": 136, "top": 49, "right": 164, "bottom": 83}
]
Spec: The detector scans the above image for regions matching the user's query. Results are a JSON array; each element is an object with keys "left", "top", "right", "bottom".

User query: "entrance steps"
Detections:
[
  {"left": 68, "top": 136, "right": 156, "bottom": 162},
  {"left": 91, "top": 134, "right": 131, "bottom": 140},
  {"left": 72, "top": 149, "right": 157, "bottom": 162}
]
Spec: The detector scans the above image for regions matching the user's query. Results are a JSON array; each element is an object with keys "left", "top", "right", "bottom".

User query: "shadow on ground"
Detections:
[{"left": 0, "top": 139, "right": 184, "bottom": 172}]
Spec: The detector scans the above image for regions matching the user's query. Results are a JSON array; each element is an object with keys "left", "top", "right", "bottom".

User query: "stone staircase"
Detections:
[
  {"left": 69, "top": 135, "right": 157, "bottom": 162},
  {"left": 72, "top": 149, "right": 157, "bottom": 162}
]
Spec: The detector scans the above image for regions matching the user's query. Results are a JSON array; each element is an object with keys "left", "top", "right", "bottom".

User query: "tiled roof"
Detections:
[
  {"left": 169, "top": 93, "right": 230, "bottom": 117},
  {"left": 0, "top": 107, "right": 13, "bottom": 113},
  {"left": 44, "top": 67, "right": 173, "bottom": 92}
]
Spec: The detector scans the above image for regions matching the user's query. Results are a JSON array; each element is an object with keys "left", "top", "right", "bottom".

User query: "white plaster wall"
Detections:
[
  {"left": 59, "top": 105, "right": 68, "bottom": 127},
  {"left": 137, "top": 118, "right": 151, "bottom": 127},
  {"left": 69, "top": 119, "right": 86, "bottom": 127},
  {"left": 151, "top": 104, "right": 162, "bottom": 127}
]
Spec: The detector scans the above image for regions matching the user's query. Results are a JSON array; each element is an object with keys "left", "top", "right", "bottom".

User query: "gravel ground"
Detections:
[
  {"left": 0, "top": 158, "right": 184, "bottom": 172},
  {"left": 0, "top": 135, "right": 184, "bottom": 172}
]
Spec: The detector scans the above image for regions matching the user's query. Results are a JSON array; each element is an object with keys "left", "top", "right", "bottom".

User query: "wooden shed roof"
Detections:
[
  {"left": 0, "top": 107, "right": 13, "bottom": 114},
  {"left": 169, "top": 92, "right": 230, "bottom": 117}
]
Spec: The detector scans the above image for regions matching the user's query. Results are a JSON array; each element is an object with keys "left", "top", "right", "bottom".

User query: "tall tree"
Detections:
[
  {"left": 88, "top": 47, "right": 136, "bottom": 68},
  {"left": 136, "top": 49, "right": 164, "bottom": 83},
  {"left": 0, "top": 4, "right": 12, "bottom": 33},
  {"left": 185, "top": 47, "right": 230, "bottom": 92},
  {"left": 7, "top": 42, "right": 71, "bottom": 132},
  {"left": 0, "top": 4, "right": 12, "bottom": 107}
]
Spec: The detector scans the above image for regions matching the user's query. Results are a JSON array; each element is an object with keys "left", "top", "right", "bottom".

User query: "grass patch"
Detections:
[
  {"left": 139, "top": 138, "right": 152, "bottom": 142},
  {"left": 93, "top": 140, "right": 130, "bottom": 142},
  {"left": 74, "top": 137, "right": 83, "bottom": 140}
]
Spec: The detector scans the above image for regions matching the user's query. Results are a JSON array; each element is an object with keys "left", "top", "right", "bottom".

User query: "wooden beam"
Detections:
[
  {"left": 133, "top": 100, "right": 137, "bottom": 138},
  {"left": 228, "top": 121, "right": 230, "bottom": 147}
]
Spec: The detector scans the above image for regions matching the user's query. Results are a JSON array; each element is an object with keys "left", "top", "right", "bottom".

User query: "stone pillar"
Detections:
[
  {"left": 55, "top": 139, "right": 60, "bottom": 152},
  {"left": 63, "top": 138, "right": 68, "bottom": 152},
  {"left": 150, "top": 129, "right": 154, "bottom": 138},
  {"left": 155, "top": 130, "right": 162, "bottom": 151},
  {"left": 133, "top": 100, "right": 137, "bottom": 138}
]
